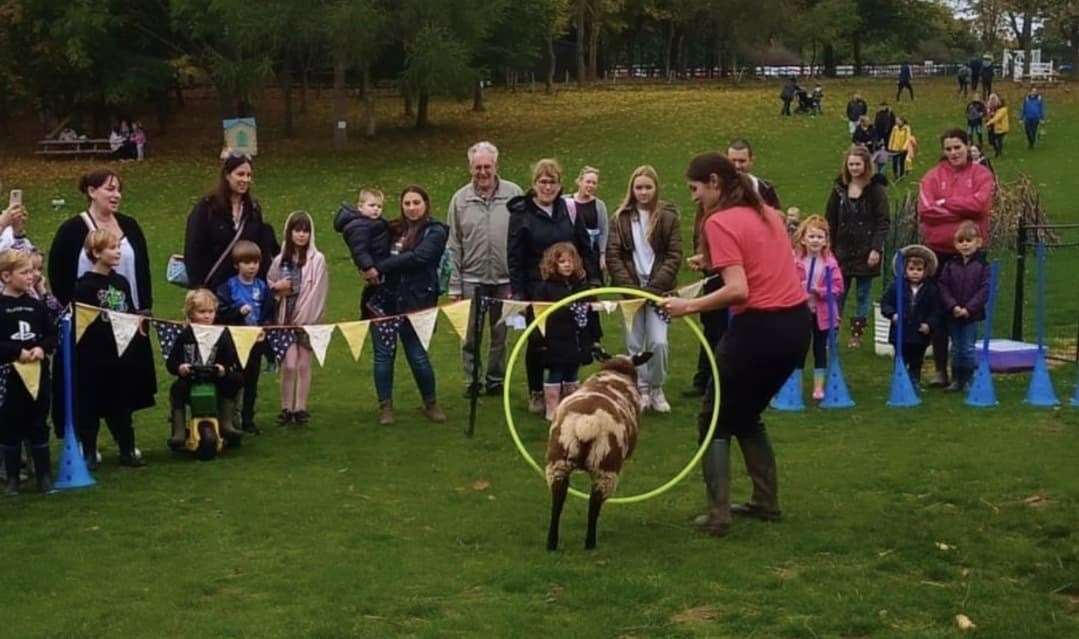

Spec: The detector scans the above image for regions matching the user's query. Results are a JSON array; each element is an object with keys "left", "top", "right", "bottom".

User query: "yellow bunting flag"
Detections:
[
  {"left": 531, "top": 303, "right": 552, "bottom": 336},
  {"left": 337, "top": 321, "right": 370, "bottom": 361},
  {"left": 228, "top": 326, "right": 262, "bottom": 369},
  {"left": 619, "top": 299, "right": 646, "bottom": 334},
  {"left": 75, "top": 304, "right": 100, "bottom": 344},
  {"left": 408, "top": 308, "right": 439, "bottom": 350},
  {"left": 677, "top": 280, "right": 705, "bottom": 299},
  {"left": 13, "top": 360, "right": 41, "bottom": 400},
  {"left": 107, "top": 310, "right": 142, "bottom": 357},
  {"left": 440, "top": 300, "right": 472, "bottom": 342},
  {"left": 191, "top": 324, "right": 226, "bottom": 364},
  {"left": 498, "top": 300, "right": 529, "bottom": 326},
  {"left": 304, "top": 325, "right": 335, "bottom": 366}
]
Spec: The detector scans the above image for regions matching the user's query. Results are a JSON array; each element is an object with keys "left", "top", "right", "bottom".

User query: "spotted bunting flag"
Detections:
[
  {"left": 266, "top": 327, "right": 299, "bottom": 363},
  {"left": 151, "top": 320, "right": 185, "bottom": 363}
]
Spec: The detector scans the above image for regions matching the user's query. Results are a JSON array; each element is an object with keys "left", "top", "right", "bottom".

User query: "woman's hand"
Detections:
[
  {"left": 179, "top": 363, "right": 192, "bottom": 377},
  {"left": 686, "top": 254, "right": 705, "bottom": 272},
  {"left": 661, "top": 297, "right": 693, "bottom": 318},
  {"left": 867, "top": 250, "right": 881, "bottom": 268},
  {"left": 363, "top": 268, "right": 379, "bottom": 284}
]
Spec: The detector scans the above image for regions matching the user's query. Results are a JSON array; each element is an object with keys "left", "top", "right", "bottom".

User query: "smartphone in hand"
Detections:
[{"left": 9, "top": 189, "right": 22, "bottom": 206}]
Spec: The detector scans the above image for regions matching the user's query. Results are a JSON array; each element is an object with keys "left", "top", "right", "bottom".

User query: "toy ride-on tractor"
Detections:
[{"left": 168, "top": 364, "right": 243, "bottom": 461}]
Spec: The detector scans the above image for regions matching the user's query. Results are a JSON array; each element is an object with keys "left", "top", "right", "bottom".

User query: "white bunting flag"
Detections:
[
  {"left": 408, "top": 308, "right": 439, "bottom": 350},
  {"left": 108, "top": 311, "right": 142, "bottom": 357},
  {"left": 304, "top": 325, "right": 335, "bottom": 367},
  {"left": 440, "top": 300, "right": 472, "bottom": 342},
  {"left": 498, "top": 300, "right": 530, "bottom": 326},
  {"left": 677, "top": 280, "right": 705, "bottom": 299},
  {"left": 619, "top": 299, "right": 646, "bottom": 334},
  {"left": 191, "top": 324, "right": 226, "bottom": 365},
  {"left": 591, "top": 301, "right": 619, "bottom": 314},
  {"left": 228, "top": 326, "right": 262, "bottom": 368}
]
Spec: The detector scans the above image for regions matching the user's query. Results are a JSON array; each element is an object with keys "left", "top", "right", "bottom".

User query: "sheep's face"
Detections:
[{"left": 598, "top": 352, "right": 653, "bottom": 386}]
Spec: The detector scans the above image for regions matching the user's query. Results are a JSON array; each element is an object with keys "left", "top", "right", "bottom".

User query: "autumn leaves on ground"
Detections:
[{"left": 2, "top": 79, "right": 1078, "bottom": 638}]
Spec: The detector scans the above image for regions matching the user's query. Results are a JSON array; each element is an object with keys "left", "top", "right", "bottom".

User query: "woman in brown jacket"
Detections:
[{"left": 606, "top": 165, "right": 682, "bottom": 412}]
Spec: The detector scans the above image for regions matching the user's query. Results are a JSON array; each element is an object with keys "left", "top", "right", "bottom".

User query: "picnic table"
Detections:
[{"left": 36, "top": 138, "right": 113, "bottom": 157}]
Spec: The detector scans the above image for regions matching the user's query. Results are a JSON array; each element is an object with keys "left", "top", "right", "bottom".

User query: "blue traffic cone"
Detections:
[
  {"left": 770, "top": 369, "right": 805, "bottom": 411},
  {"left": 1024, "top": 351, "right": 1059, "bottom": 407},
  {"left": 820, "top": 355, "right": 855, "bottom": 409},
  {"left": 887, "top": 357, "right": 921, "bottom": 407},
  {"left": 965, "top": 354, "right": 998, "bottom": 408},
  {"left": 54, "top": 313, "right": 95, "bottom": 491}
]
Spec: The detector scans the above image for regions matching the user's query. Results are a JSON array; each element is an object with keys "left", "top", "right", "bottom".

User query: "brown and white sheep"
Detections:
[{"left": 545, "top": 351, "right": 653, "bottom": 551}]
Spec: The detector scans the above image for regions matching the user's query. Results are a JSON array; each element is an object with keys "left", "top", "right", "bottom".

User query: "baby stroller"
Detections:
[{"left": 794, "top": 88, "right": 815, "bottom": 114}]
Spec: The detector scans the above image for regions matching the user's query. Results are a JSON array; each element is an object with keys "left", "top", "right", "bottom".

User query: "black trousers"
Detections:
[
  {"left": 981, "top": 80, "right": 992, "bottom": 101},
  {"left": 896, "top": 81, "right": 913, "bottom": 101},
  {"left": 901, "top": 342, "right": 929, "bottom": 386},
  {"left": 891, "top": 151, "right": 908, "bottom": 178},
  {"left": 78, "top": 408, "right": 135, "bottom": 458},
  {"left": 989, "top": 130, "right": 1005, "bottom": 157},
  {"left": 1024, "top": 119, "right": 1040, "bottom": 148},
  {"left": 0, "top": 385, "right": 50, "bottom": 448},
  {"left": 780, "top": 98, "right": 792, "bottom": 116},
  {"left": 691, "top": 277, "right": 729, "bottom": 391},
  {"left": 809, "top": 324, "right": 829, "bottom": 370},
  {"left": 241, "top": 342, "right": 266, "bottom": 424},
  {"left": 698, "top": 305, "right": 811, "bottom": 442}
]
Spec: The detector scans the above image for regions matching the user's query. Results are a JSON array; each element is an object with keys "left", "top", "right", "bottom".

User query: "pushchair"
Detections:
[{"left": 794, "top": 89, "right": 815, "bottom": 114}]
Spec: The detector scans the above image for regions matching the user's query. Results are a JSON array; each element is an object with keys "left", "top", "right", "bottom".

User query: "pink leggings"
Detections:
[{"left": 280, "top": 344, "right": 312, "bottom": 411}]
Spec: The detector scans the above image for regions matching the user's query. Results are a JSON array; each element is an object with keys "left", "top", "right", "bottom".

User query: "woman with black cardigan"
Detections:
[
  {"left": 506, "top": 158, "right": 599, "bottom": 414},
  {"left": 47, "top": 169, "right": 157, "bottom": 465},
  {"left": 183, "top": 153, "right": 278, "bottom": 292}
]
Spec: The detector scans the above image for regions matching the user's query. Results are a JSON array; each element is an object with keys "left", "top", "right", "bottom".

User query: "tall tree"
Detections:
[{"left": 325, "top": 0, "right": 388, "bottom": 144}]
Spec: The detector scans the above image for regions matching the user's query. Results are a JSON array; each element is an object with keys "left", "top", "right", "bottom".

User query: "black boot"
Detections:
[
  {"left": 217, "top": 396, "right": 244, "bottom": 448},
  {"left": 30, "top": 445, "right": 56, "bottom": 495},
  {"left": 731, "top": 431, "right": 782, "bottom": 521},
  {"left": 168, "top": 408, "right": 188, "bottom": 451},
  {"left": 692, "top": 439, "right": 732, "bottom": 536},
  {"left": 3, "top": 446, "right": 21, "bottom": 496},
  {"left": 946, "top": 364, "right": 963, "bottom": 392}
]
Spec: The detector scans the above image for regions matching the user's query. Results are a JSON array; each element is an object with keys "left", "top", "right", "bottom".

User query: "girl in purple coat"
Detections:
[
  {"left": 792, "top": 216, "right": 844, "bottom": 400},
  {"left": 937, "top": 221, "right": 990, "bottom": 391}
]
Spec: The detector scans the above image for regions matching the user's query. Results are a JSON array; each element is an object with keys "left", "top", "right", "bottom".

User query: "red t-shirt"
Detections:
[{"left": 704, "top": 205, "right": 807, "bottom": 315}]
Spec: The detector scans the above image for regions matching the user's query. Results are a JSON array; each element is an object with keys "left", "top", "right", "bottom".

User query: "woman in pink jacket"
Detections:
[{"left": 917, "top": 128, "right": 994, "bottom": 387}]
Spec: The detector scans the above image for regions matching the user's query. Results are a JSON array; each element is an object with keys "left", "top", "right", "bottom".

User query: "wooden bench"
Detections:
[{"left": 36, "top": 138, "right": 114, "bottom": 157}]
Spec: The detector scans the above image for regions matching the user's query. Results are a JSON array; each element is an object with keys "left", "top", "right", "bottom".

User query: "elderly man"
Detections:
[{"left": 447, "top": 141, "right": 523, "bottom": 396}]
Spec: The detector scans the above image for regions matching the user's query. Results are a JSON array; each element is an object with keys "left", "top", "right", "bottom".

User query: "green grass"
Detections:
[{"left": 2, "top": 78, "right": 1079, "bottom": 638}]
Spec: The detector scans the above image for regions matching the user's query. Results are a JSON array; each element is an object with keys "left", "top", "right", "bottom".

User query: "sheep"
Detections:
[{"left": 545, "top": 351, "right": 653, "bottom": 551}]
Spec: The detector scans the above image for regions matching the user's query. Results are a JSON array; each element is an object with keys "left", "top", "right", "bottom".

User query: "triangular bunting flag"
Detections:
[
  {"left": 13, "top": 360, "right": 41, "bottom": 400},
  {"left": 151, "top": 320, "right": 185, "bottom": 364},
  {"left": 373, "top": 317, "right": 404, "bottom": 349},
  {"left": 228, "top": 326, "right": 262, "bottom": 369},
  {"left": 619, "top": 299, "right": 646, "bottom": 333},
  {"left": 591, "top": 301, "right": 618, "bottom": 314},
  {"left": 337, "top": 321, "right": 370, "bottom": 361},
  {"left": 531, "top": 303, "right": 552, "bottom": 336},
  {"left": 498, "top": 300, "right": 529, "bottom": 326},
  {"left": 107, "top": 310, "right": 142, "bottom": 357},
  {"left": 440, "top": 300, "right": 472, "bottom": 342},
  {"left": 266, "top": 328, "right": 298, "bottom": 363},
  {"left": 192, "top": 324, "right": 226, "bottom": 365},
  {"left": 408, "top": 308, "right": 439, "bottom": 350},
  {"left": 677, "top": 280, "right": 705, "bottom": 299},
  {"left": 75, "top": 304, "right": 100, "bottom": 343},
  {"left": 304, "top": 325, "right": 335, "bottom": 366}
]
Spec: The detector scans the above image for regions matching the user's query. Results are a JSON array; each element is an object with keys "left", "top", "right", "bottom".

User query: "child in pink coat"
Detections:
[{"left": 793, "top": 216, "right": 845, "bottom": 399}]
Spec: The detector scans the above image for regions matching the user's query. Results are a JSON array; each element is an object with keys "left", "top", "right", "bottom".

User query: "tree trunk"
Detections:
[
  {"left": 281, "top": 56, "right": 294, "bottom": 138},
  {"left": 664, "top": 22, "right": 674, "bottom": 78},
  {"left": 576, "top": 0, "right": 586, "bottom": 86},
  {"left": 333, "top": 56, "right": 348, "bottom": 149},
  {"left": 851, "top": 33, "right": 863, "bottom": 75},
  {"left": 154, "top": 89, "right": 170, "bottom": 133},
  {"left": 545, "top": 37, "right": 556, "bottom": 95},
  {"left": 415, "top": 89, "right": 430, "bottom": 129},
  {"left": 362, "top": 66, "right": 376, "bottom": 137},
  {"left": 173, "top": 76, "right": 185, "bottom": 109},
  {"left": 473, "top": 78, "right": 485, "bottom": 112},
  {"left": 0, "top": 85, "right": 9, "bottom": 136},
  {"left": 1022, "top": 13, "right": 1033, "bottom": 78},
  {"left": 299, "top": 63, "right": 309, "bottom": 116},
  {"left": 588, "top": 17, "right": 600, "bottom": 80},
  {"left": 403, "top": 82, "right": 415, "bottom": 117},
  {"left": 823, "top": 42, "right": 836, "bottom": 77}
]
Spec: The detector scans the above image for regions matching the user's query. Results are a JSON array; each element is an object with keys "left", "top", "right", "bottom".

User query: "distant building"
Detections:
[{"left": 223, "top": 118, "right": 258, "bottom": 157}]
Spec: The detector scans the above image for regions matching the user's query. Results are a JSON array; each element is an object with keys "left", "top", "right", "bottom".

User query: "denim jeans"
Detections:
[
  {"left": 839, "top": 274, "right": 873, "bottom": 319},
  {"left": 373, "top": 321, "right": 437, "bottom": 402},
  {"left": 948, "top": 320, "right": 979, "bottom": 370},
  {"left": 546, "top": 365, "right": 580, "bottom": 384}
]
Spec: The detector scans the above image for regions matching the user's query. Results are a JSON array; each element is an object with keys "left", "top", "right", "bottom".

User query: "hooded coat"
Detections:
[
  {"left": 825, "top": 173, "right": 890, "bottom": 279},
  {"left": 268, "top": 211, "right": 329, "bottom": 326}
]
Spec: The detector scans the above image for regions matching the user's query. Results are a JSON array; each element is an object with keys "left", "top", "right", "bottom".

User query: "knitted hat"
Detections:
[{"left": 892, "top": 244, "right": 938, "bottom": 278}]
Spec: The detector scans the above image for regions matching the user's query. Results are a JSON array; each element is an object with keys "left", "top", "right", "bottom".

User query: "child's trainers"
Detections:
[{"left": 650, "top": 388, "right": 671, "bottom": 413}]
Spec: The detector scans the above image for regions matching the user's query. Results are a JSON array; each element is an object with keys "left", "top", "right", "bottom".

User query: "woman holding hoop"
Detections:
[{"left": 663, "top": 152, "right": 809, "bottom": 537}]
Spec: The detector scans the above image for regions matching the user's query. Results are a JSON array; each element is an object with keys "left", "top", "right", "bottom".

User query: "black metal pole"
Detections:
[
  {"left": 1011, "top": 218, "right": 1026, "bottom": 341},
  {"left": 466, "top": 286, "right": 485, "bottom": 438}
]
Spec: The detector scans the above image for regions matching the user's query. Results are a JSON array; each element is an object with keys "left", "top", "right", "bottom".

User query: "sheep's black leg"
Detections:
[
  {"left": 547, "top": 476, "right": 569, "bottom": 551},
  {"left": 585, "top": 487, "right": 605, "bottom": 550}
]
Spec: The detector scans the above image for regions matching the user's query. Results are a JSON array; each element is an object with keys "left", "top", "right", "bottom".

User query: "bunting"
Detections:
[
  {"left": 650, "top": 300, "right": 672, "bottom": 324},
  {"left": 531, "top": 302, "right": 552, "bottom": 336},
  {"left": 373, "top": 317, "right": 404, "bottom": 349},
  {"left": 440, "top": 300, "right": 472, "bottom": 342},
  {"left": 337, "top": 321, "right": 370, "bottom": 361},
  {"left": 74, "top": 304, "right": 100, "bottom": 343},
  {"left": 266, "top": 328, "right": 298, "bottom": 363},
  {"left": 151, "top": 320, "right": 185, "bottom": 363},
  {"left": 676, "top": 280, "right": 704, "bottom": 299},
  {"left": 304, "top": 325, "right": 335, "bottom": 366},
  {"left": 228, "top": 326, "right": 263, "bottom": 369},
  {"left": 192, "top": 324, "right": 226, "bottom": 365},
  {"left": 107, "top": 311, "right": 142, "bottom": 357},
  {"left": 408, "top": 308, "right": 439, "bottom": 350},
  {"left": 498, "top": 300, "right": 530, "bottom": 326},
  {"left": 13, "top": 360, "right": 41, "bottom": 400},
  {"left": 619, "top": 299, "right": 646, "bottom": 333}
]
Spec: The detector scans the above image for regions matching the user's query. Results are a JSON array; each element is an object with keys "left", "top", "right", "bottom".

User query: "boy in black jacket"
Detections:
[
  {"left": 880, "top": 245, "right": 941, "bottom": 388},
  {"left": 334, "top": 189, "right": 391, "bottom": 318},
  {"left": 166, "top": 289, "right": 245, "bottom": 450},
  {"left": 0, "top": 250, "right": 58, "bottom": 494}
]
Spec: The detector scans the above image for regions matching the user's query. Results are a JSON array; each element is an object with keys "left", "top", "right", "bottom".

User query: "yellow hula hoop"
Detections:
[{"left": 502, "top": 287, "right": 720, "bottom": 504}]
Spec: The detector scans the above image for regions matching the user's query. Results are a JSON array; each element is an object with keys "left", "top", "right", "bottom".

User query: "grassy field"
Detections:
[{"left": 2, "top": 78, "right": 1078, "bottom": 638}]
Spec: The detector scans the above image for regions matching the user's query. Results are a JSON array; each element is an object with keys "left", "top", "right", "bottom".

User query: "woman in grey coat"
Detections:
[{"left": 564, "top": 165, "right": 609, "bottom": 283}]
